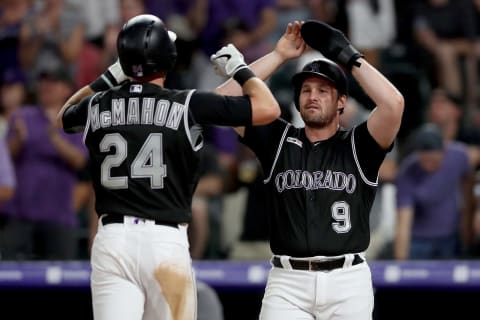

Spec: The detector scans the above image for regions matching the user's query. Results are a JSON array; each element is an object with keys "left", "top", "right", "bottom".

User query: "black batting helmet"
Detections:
[
  {"left": 291, "top": 59, "right": 348, "bottom": 110},
  {"left": 117, "top": 14, "right": 177, "bottom": 78}
]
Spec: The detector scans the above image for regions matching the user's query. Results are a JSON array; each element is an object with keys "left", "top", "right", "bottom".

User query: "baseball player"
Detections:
[
  {"left": 216, "top": 21, "right": 404, "bottom": 319},
  {"left": 56, "top": 14, "right": 280, "bottom": 320}
]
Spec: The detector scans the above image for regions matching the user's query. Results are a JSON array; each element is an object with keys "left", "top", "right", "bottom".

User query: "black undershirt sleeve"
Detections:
[
  {"left": 62, "top": 95, "right": 91, "bottom": 133},
  {"left": 189, "top": 91, "right": 252, "bottom": 126}
]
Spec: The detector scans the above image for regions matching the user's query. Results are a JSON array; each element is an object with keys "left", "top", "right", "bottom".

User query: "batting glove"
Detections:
[
  {"left": 210, "top": 44, "right": 248, "bottom": 78},
  {"left": 301, "top": 20, "right": 364, "bottom": 71},
  {"left": 90, "top": 60, "right": 129, "bottom": 92}
]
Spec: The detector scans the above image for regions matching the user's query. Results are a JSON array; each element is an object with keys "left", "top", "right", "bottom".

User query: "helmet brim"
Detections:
[{"left": 292, "top": 71, "right": 338, "bottom": 91}]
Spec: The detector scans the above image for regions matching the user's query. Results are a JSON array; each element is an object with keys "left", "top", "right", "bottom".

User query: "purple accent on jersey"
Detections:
[
  {"left": 0, "top": 136, "right": 15, "bottom": 188},
  {"left": 2, "top": 106, "right": 87, "bottom": 226},
  {"left": 395, "top": 142, "right": 470, "bottom": 238}
]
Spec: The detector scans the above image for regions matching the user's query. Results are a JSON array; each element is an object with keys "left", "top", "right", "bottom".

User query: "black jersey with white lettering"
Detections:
[
  {"left": 62, "top": 82, "right": 252, "bottom": 223},
  {"left": 241, "top": 119, "right": 389, "bottom": 257}
]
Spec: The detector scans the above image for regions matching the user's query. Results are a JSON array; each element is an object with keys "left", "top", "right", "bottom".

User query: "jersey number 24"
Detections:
[{"left": 100, "top": 133, "right": 166, "bottom": 189}]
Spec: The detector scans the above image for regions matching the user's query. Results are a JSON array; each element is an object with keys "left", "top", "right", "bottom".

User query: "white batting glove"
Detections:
[
  {"left": 210, "top": 44, "right": 248, "bottom": 78},
  {"left": 107, "top": 60, "right": 128, "bottom": 85}
]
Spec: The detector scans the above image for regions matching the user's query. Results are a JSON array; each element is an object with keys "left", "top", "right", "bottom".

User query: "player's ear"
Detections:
[{"left": 337, "top": 94, "right": 347, "bottom": 114}]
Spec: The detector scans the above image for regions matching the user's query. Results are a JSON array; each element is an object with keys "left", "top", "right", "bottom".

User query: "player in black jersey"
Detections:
[
  {"left": 56, "top": 14, "right": 279, "bottom": 320},
  {"left": 217, "top": 21, "right": 404, "bottom": 319}
]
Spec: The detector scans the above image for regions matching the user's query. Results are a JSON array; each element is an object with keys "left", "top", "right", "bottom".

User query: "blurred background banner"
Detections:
[{"left": 2, "top": 260, "right": 480, "bottom": 289}]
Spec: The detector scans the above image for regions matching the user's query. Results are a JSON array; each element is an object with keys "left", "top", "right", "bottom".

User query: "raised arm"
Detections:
[
  {"left": 211, "top": 44, "right": 280, "bottom": 126},
  {"left": 215, "top": 21, "right": 306, "bottom": 97},
  {"left": 301, "top": 20, "right": 404, "bottom": 149},
  {"left": 56, "top": 61, "right": 128, "bottom": 128},
  {"left": 351, "top": 58, "right": 404, "bottom": 149}
]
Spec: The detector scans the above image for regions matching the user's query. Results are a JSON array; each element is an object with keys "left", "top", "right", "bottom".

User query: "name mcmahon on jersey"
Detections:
[{"left": 89, "top": 96, "right": 185, "bottom": 132}]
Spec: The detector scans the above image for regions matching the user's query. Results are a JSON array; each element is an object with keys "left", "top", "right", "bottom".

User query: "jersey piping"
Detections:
[
  {"left": 182, "top": 89, "right": 202, "bottom": 151},
  {"left": 351, "top": 126, "right": 378, "bottom": 187},
  {"left": 264, "top": 123, "right": 292, "bottom": 184},
  {"left": 82, "top": 92, "right": 102, "bottom": 144}
]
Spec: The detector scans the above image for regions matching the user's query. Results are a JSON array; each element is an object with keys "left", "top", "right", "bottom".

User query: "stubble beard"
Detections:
[{"left": 301, "top": 107, "right": 337, "bottom": 129}]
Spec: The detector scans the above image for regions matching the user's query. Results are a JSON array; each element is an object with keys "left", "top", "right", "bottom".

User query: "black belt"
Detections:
[
  {"left": 272, "top": 254, "right": 364, "bottom": 272},
  {"left": 101, "top": 214, "right": 179, "bottom": 229}
]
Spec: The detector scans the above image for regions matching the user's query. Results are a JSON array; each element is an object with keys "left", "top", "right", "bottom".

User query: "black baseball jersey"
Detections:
[
  {"left": 241, "top": 119, "right": 390, "bottom": 257},
  {"left": 62, "top": 82, "right": 252, "bottom": 223}
]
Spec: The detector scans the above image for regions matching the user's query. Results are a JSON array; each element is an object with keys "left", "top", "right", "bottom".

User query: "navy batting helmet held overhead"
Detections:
[
  {"left": 291, "top": 59, "right": 348, "bottom": 110},
  {"left": 117, "top": 14, "right": 177, "bottom": 78}
]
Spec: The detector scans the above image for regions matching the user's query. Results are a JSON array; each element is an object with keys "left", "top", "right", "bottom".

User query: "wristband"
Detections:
[
  {"left": 233, "top": 67, "right": 256, "bottom": 86},
  {"left": 89, "top": 72, "right": 118, "bottom": 92},
  {"left": 346, "top": 53, "right": 364, "bottom": 71}
]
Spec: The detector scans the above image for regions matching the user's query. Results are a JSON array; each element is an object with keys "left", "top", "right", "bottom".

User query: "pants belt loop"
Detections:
[
  {"left": 343, "top": 254, "right": 354, "bottom": 268},
  {"left": 279, "top": 256, "right": 292, "bottom": 270}
]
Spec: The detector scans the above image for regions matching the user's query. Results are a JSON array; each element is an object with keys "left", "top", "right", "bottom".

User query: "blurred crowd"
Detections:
[{"left": 2, "top": 0, "right": 480, "bottom": 262}]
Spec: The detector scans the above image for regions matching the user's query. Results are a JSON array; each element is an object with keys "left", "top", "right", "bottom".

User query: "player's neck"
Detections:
[
  {"left": 305, "top": 122, "right": 339, "bottom": 143},
  {"left": 149, "top": 77, "right": 166, "bottom": 88}
]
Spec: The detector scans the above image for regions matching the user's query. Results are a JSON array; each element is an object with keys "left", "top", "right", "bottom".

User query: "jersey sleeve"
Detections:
[
  {"left": 62, "top": 95, "right": 91, "bottom": 133},
  {"left": 189, "top": 91, "right": 252, "bottom": 126},
  {"left": 353, "top": 121, "right": 392, "bottom": 182}
]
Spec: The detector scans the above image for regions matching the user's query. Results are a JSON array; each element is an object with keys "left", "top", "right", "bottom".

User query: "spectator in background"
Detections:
[
  {"left": 228, "top": 145, "right": 272, "bottom": 260},
  {"left": 412, "top": 0, "right": 477, "bottom": 106},
  {"left": 306, "top": 0, "right": 348, "bottom": 33},
  {"left": 0, "top": 68, "right": 27, "bottom": 135},
  {"left": 191, "top": 0, "right": 277, "bottom": 91},
  {"left": 345, "top": 0, "right": 397, "bottom": 69},
  {"left": 425, "top": 88, "right": 480, "bottom": 254},
  {"left": 0, "top": 128, "right": 15, "bottom": 259},
  {"left": 0, "top": 0, "right": 32, "bottom": 83},
  {"left": 73, "top": 0, "right": 120, "bottom": 87},
  {"left": 18, "top": 0, "right": 84, "bottom": 89},
  {"left": 394, "top": 123, "right": 480, "bottom": 260},
  {"left": 426, "top": 88, "right": 480, "bottom": 145},
  {"left": 1, "top": 66, "right": 87, "bottom": 260},
  {"left": 0, "top": 108, "right": 15, "bottom": 207},
  {"left": 190, "top": 144, "right": 225, "bottom": 260}
]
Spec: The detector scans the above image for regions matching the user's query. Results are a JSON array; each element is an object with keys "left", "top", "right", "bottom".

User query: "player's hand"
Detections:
[
  {"left": 301, "top": 20, "right": 363, "bottom": 71},
  {"left": 274, "top": 21, "right": 306, "bottom": 61},
  {"left": 210, "top": 44, "right": 248, "bottom": 78}
]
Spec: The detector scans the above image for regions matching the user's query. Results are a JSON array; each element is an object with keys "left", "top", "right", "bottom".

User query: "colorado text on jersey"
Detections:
[{"left": 274, "top": 169, "right": 357, "bottom": 193}]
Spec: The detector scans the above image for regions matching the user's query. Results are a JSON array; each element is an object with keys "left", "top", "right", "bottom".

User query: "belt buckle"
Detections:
[{"left": 308, "top": 260, "right": 313, "bottom": 271}]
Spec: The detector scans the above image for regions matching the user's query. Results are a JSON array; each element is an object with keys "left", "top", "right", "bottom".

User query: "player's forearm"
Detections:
[
  {"left": 352, "top": 59, "right": 404, "bottom": 116},
  {"left": 57, "top": 85, "right": 94, "bottom": 128},
  {"left": 243, "top": 77, "right": 280, "bottom": 125}
]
